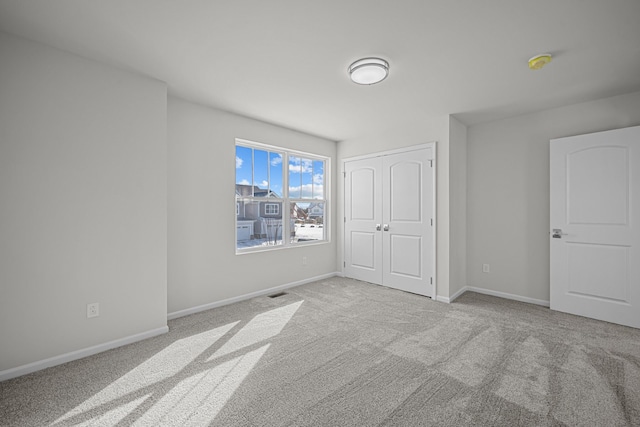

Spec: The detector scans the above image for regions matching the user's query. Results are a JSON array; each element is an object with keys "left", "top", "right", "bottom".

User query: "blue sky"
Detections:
[{"left": 236, "top": 146, "right": 324, "bottom": 199}]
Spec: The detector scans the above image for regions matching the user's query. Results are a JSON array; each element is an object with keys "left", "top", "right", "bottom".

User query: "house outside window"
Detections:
[{"left": 235, "top": 139, "right": 329, "bottom": 252}]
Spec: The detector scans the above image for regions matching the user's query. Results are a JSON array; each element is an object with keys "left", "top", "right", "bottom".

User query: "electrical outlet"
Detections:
[
  {"left": 302, "top": 256, "right": 308, "bottom": 266},
  {"left": 482, "top": 264, "right": 490, "bottom": 273},
  {"left": 87, "top": 303, "right": 99, "bottom": 318}
]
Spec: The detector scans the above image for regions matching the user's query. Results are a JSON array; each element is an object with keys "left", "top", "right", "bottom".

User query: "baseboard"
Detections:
[
  {"left": 452, "top": 286, "right": 550, "bottom": 307},
  {"left": 2, "top": 273, "right": 341, "bottom": 382},
  {"left": 449, "top": 286, "right": 468, "bottom": 303},
  {"left": 435, "top": 286, "right": 468, "bottom": 304},
  {"left": 0, "top": 326, "right": 169, "bottom": 383},
  {"left": 167, "top": 272, "right": 340, "bottom": 320}
]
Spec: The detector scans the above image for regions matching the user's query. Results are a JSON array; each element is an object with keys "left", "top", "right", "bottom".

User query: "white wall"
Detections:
[
  {"left": 449, "top": 116, "right": 467, "bottom": 297},
  {"left": 467, "top": 91, "right": 640, "bottom": 302},
  {"left": 336, "top": 116, "right": 454, "bottom": 299},
  {"left": 167, "top": 97, "right": 337, "bottom": 314},
  {"left": 0, "top": 33, "right": 168, "bottom": 373}
]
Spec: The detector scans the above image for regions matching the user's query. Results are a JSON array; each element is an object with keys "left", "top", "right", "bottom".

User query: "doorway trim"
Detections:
[{"left": 342, "top": 142, "right": 437, "bottom": 298}]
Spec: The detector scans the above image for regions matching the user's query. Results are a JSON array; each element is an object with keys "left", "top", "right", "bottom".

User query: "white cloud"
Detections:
[
  {"left": 238, "top": 179, "right": 250, "bottom": 185},
  {"left": 236, "top": 156, "right": 243, "bottom": 169},
  {"left": 288, "top": 158, "right": 313, "bottom": 173},
  {"left": 289, "top": 164, "right": 312, "bottom": 173},
  {"left": 260, "top": 180, "right": 269, "bottom": 187},
  {"left": 289, "top": 184, "right": 323, "bottom": 199},
  {"left": 270, "top": 156, "right": 282, "bottom": 166},
  {"left": 313, "top": 174, "right": 323, "bottom": 185}
]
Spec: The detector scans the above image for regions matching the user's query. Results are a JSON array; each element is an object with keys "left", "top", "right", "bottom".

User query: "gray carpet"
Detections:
[{"left": 1, "top": 277, "right": 640, "bottom": 426}]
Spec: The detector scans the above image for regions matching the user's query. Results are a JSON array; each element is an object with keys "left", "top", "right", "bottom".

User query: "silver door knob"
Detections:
[
  {"left": 383, "top": 224, "right": 389, "bottom": 231},
  {"left": 376, "top": 224, "right": 381, "bottom": 231},
  {"left": 552, "top": 228, "right": 567, "bottom": 238}
]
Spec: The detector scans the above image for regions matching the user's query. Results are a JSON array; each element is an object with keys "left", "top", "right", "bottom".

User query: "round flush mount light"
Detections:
[
  {"left": 348, "top": 57, "right": 389, "bottom": 85},
  {"left": 528, "top": 53, "right": 552, "bottom": 70}
]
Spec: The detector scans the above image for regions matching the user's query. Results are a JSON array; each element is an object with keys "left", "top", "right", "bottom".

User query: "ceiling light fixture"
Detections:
[
  {"left": 348, "top": 57, "right": 389, "bottom": 85},
  {"left": 528, "top": 53, "right": 552, "bottom": 70}
]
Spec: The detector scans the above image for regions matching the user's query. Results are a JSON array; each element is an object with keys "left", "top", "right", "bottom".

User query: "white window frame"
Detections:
[
  {"left": 265, "top": 203, "right": 279, "bottom": 215},
  {"left": 235, "top": 138, "right": 330, "bottom": 254}
]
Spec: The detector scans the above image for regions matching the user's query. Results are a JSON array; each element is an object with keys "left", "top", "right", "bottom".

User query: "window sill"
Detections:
[{"left": 235, "top": 239, "right": 330, "bottom": 255}]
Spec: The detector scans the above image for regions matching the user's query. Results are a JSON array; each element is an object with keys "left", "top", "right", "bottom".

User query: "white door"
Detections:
[
  {"left": 382, "top": 149, "right": 434, "bottom": 295},
  {"left": 550, "top": 125, "right": 640, "bottom": 328},
  {"left": 344, "top": 156, "right": 383, "bottom": 285},
  {"left": 344, "top": 147, "right": 435, "bottom": 297}
]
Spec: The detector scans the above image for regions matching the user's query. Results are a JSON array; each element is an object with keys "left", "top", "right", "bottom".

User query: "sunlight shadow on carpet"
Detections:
[
  {"left": 51, "top": 300, "right": 303, "bottom": 426},
  {"left": 74, "top": 394, "right": 150, "bottom": 427},
  {"left": 209, "top": 300, "right": 303, "bottom": 360},
  {"left": 133, "top": 344, "right": 270, "bottom": 426},
  {"left": 53, "top": 321, "right": 239, "bottom": 424}
]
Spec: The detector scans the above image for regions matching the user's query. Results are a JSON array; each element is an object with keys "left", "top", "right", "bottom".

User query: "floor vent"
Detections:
[{"left": 268, "top": 292, "right": 287, "bottom": 298}]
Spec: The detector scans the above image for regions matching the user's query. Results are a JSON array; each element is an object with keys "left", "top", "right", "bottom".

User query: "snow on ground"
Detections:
[
  {"left": 237, "top": 224, "right": 324, "bottom": 249},
  {"left": 293, "top": 224, "right": 324, "bottom": 241}
]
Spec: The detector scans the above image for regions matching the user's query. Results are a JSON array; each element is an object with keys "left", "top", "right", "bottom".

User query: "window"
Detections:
[
  {"left": 265, "top": 203, "right": 279, "bottom": 215},
  {"left": 235, "top": 139, "right": 329, "bottom": 252}
]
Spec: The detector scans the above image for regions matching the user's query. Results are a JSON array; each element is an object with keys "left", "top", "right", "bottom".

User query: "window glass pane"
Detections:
[
  {"left": 313, "top": 160, "right": 324, "bottom": 199},
  {"left": 301, "top": 158, "right": 313, "bottom": 199},
  {"left": 253, "top": 149, "right": 269, "bottom": 197},
  {"left": 292, "top": 202, "right": 324, "bottom": 243},
  {"left": 289, "top": 156, "right": 301, "bottom": 198},
  {"left": 236, "top": 201, "right": 284, "bottom": 250},
  {"left": 236, "top": 146, "right": 253, "bottom": 193},
  {"left": 269, "top": 152, "right": 283, "bottom": 198}
]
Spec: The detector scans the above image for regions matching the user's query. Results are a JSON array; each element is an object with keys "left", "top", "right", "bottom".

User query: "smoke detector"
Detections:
[{"left": 528, "top": 54, "right": 552, "bottom": 70}]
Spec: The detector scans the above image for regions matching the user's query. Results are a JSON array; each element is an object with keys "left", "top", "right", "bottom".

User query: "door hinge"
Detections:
[
  {"left": 430, "top": 218, "right": 433, "bottom": 226},
  {"left": 344, "top": 217, "right": 346, "bottom": 223},
  {"left": 343, "top": 171, "right": 346, "bottom": 178},
  {"left": 344, "top": 261, "right": 346, "bottom": 267},
  {"left": 430, "top": 277, "right": 433, "bottom": 285},
  {"left": 429, "top": 159, "right": 433, "bottom": 167}
]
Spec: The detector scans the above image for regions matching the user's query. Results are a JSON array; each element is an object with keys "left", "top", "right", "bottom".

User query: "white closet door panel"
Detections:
[
  {"left": 344, "top": 157, "right": 383, "bottom": 284},
  {"left": 382, "top": 149, "right": 434, "bottom": 296},
  {"left": 389, "top": 234, "right": 422, "bottom": 277},
  {"left": 389, "top": 161, "right": 421, "bottom": 222},
  {"left": 351, "top": 168, "right": 377, "bottom": 220},
  {"left": 350, "top": 231, "right": 377, "bottom": 269}
]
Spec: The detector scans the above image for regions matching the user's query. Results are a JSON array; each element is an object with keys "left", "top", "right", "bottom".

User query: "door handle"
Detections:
[
  {"left": 552, "top": 228, "right": 567, "bottom": 239},
  {"left": 383, "top": 224, "right": 389, "bottom": 231},
  {"left": 376, "top": 224, "right": 381, "bottom": 231}
]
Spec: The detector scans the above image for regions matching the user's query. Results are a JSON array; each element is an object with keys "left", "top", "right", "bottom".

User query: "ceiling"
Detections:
[{"left": 1, "top": 0, "right": 639, "bottom": 142}]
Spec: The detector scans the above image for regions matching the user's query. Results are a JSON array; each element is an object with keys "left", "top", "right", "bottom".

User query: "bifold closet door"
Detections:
[{"left": 344, "top": 148, "right": 434, "bottom": 297}]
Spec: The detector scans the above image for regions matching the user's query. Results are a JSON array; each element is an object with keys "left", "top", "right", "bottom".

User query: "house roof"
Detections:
[
  {"left": 235, "top": 184, "right": 280, "bottom": 198},
  {"left": 1, "top": 1, "right": 639, "bottom": 140}
]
